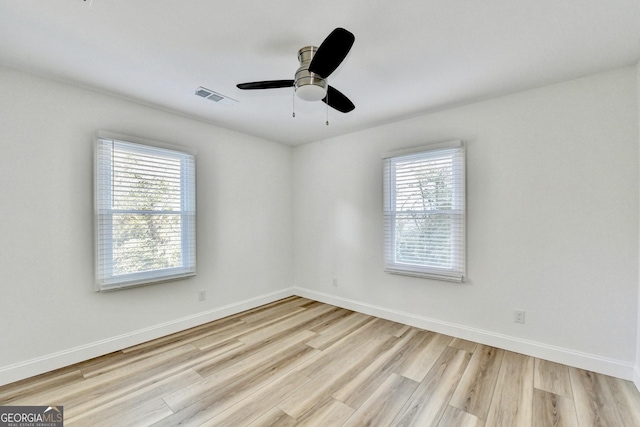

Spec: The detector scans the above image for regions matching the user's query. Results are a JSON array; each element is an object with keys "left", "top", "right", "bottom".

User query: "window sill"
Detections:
[{"left": 384, "top": 267, "right": 464, "bottom": 283}]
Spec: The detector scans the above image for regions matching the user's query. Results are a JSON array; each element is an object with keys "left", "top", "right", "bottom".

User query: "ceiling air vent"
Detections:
[{"left": 194, "top": 86, "right": 237, "bottom": 106}]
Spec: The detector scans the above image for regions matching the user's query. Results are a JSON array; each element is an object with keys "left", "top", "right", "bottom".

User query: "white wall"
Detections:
[
  {"left": 293, "top": 66, "right": 639, "bottom": 378},
  {"left": 0, "top": 66, "right": 294, "bottom": 385},
  {"left": 636, "top": 62, "right": 640, "bottom": 389}
]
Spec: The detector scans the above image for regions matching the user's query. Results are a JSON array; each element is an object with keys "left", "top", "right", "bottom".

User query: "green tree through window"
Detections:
[{"left": 111, "top": 150, "right": 183, "bottom": 275}]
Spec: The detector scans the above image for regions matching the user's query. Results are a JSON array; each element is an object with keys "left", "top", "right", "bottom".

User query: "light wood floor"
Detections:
[{"left": 2, "top": 297, "right": 640, "bottom": 426}]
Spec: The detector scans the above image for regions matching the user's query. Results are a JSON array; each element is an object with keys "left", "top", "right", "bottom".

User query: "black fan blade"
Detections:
[
  {"left": 323, "top": 86, "right": 355, "bottom": 113},
  {"left": 236, "top": 80, "right": 294, "bottom": 90},
  {"left": 309, "top": 28, "right": 355, "bottom": 78}
]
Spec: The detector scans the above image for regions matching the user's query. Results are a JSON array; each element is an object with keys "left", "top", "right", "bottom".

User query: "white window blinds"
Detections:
[
  {"left": 95, "top": 133, "right": 196, "bottom": 291},
  {"left": 383, "top": 141, "right": 466, "bottom": 282}
]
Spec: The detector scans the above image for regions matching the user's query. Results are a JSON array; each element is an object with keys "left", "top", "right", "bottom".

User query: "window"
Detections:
[
  {"left": 383, "top": 140, "right": 465, "bottom": 281},
  {"left": 94, "top": 132, "right": 196, "bottom": 291}
]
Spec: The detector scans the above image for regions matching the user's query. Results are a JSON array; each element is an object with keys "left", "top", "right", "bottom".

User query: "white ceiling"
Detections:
[{"left": 1, "top": 1, "right": 639, "bottom": 145}]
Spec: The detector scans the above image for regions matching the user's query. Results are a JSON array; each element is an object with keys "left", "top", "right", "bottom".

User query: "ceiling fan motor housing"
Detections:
[{"left": 295, "top": 46, "right": 328, "bottom": 101}]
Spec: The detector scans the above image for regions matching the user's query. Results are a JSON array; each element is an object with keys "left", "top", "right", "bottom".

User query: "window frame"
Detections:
[
  {"left": 383, "top": 140, "right": 466, "bottom": 282},
  {"left": 94, "top": 131, "right": 196, "bottom": 292}
]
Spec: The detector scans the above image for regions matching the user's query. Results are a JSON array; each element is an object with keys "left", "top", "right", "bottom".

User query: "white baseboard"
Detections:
[
  {"left": 0, "top": 288, "right": 295, "bottom": 387},
  {"left": 293, "top": 287, "right": 635, "bottom": 381},
  {"left": 634, "top": 365, "right": 640, "bottom": 393}
]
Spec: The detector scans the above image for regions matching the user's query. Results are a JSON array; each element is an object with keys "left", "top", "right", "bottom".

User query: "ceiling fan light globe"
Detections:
[{"left": 296, "top": 84, "right": 328, "bottom": 101}]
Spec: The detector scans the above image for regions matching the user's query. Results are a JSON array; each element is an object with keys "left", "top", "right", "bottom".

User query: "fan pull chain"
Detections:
[
  {"left": 326, "top": 93, "right": 329, "bottom": 126},
  {"left": 292, "top": 88, "right": 296, "bottom": 118}
]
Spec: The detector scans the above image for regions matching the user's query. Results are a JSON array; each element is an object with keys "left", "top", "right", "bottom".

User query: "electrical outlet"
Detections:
[
  {"left": 513, "top": 310, "right": 525, "bottom": 324},
  {"left": 332, "top": 277, "right": 338, "bottom": 287},
  {"left": 198, "top": 290, "right": 206, "bottom": 301}
]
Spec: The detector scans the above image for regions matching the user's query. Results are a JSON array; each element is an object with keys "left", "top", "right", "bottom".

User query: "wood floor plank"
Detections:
[
  {"left": 606, "top": 375, "right": 640, "bottom": 427},
  {"left": 532, "top": 388, "right": 578, "bottom": 427},
  {"left": 0, "top": 368, "right": 84, "bottom": 404},
  {"left": 569, "top": 367, "right": 625, "bottom": 427},
  {"left": 5, "top": 344, "right": 201, "bottom": 410},
  {"left": 332, "top": 328, "right": 423, "bottom": 408},
  {"left": 188, "top": 304, "right": 329, "bottom": 352},
  {"left": 373, "top": 318, "right": 416, "bottom": 337},
  {"left": 289, "top": 297, "right": 317, "bottom": 307},
  {"left": 186, "top": 300, "right": 326, "bottom": 352},
  {"left": 393, "top": 324, "right": 412, "bottom": 337},
  {"left": 437, "top": 405, "right": 484, "bottom": 427},
  {"left": 59, "top": 342, "right": 240, "bottom": 420},
  {"left": 246, "top": 407, "right": 296, "bottom": 427},
  {"left": 121, "top": 316, "right": 244, "bottom": 354},
  {"left": 279, "top": 330, "right": 397, "bottom": 419},
  {"left": 391, "top": 346, "right": 472, "bottom": 426},
  {"left": 306, "top": 311, "right": 372, "bottom": 350},
  {"left": 295, "top": 305, "right": 354, "bottom": 331},
  {"left": 193, "top": 332, "right": 314, "bottom": 379},
  {"left": 164, "top": 329, "right": 317, "bottom": 412},
  {"left": 450, "top": 344, "right": 505, "bottom": 420},
  {"left": 294, "top": 317, "right": 388, "bottom": 378},
  {"left": 395, "top": 330, "right": 452, "bottom": 382},
  {"left": 228, "top": 296, "right": 312, "bottom": 321},
  {"left": 155, "top": 343, "right": 319, "bottom": 426},
  {"left": 342, "top": 373, "right": 419, "bottom": 427},
  {"left": 294, "top": 396, "right": 355, "bottom": 427},
  {"left": 192, "top": 318, "right": 316, "bottom": 378},
  {"left": 239, "top": 297, "right": 311, "bottom": 324},
  {"left": 450, "top": 337, "right": 478, "bottom": 353},
  {"left": 199, "top": 371, "right": 310, "bottom": 427},
  {"left": 64, "top": 368, "right": 201, "bottom": 426},
  {"left": 189, "top": 322, "right": 254, "bottom": 350},
  {"left": 85, "top": 329, "right": 245, "bottom": 380},
  {"left": 88, "top": 398, "right": 173, "bottom": 427},
  {"left": 534, "top": 358, "right": 573, "bottom": 398},
  {"left": 235, "top": 303, "right": 337, "bottom": 346},
  {"left": 62, "top": 365, "right": 194, "bottom": 419},
  {"left": 485, "top": 351, "right": 534, "bottom": 427},
  {"left": 306, "top": 307, "right": 354, "bottom": 333}
]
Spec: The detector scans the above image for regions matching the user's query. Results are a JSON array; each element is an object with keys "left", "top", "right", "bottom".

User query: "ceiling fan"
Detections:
[{"left": 236, "top": 28, "right": 355, "bottom": 113}]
